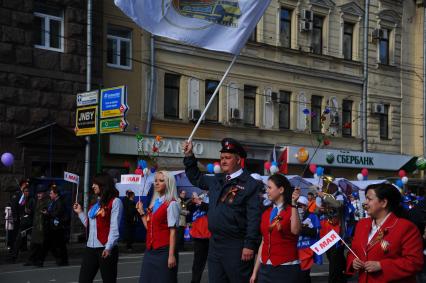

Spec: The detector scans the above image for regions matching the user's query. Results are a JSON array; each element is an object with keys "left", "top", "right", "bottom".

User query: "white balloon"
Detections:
[
  {"left": 401, "top": 176, "right": 409, "bottom": 184},
  {"left": 143, "top": 168, "right": 150, "bottom": 176},
  {"left": 270, "top": 165, "right": 279, "bottom": 174},
  {"left": 357, "top": 173, "right": 364, "bottom": 181},
  {"left": 314, "top": 173, "right": 319, "bottom": 179},
  {"left": 214, "top": 165, "right": 221, "bottom": 174}
]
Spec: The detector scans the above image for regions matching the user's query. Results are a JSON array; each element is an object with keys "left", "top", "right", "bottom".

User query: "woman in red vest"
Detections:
[
  {"left": 346, "top": 183, "right": 423, "bottom": 283},
  {"left": 136, "top": 170, "right": 180, "bottom": 283},
  {"left": 250, "top": 173, "right": 301, "bottom": 283},
  {"left": 73, "top": 173, "right": 123, "bottom": 283}
]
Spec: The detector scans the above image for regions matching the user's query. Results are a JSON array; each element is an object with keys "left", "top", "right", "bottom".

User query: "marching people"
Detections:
[
  {"left": 177, "top": 190, "right": 190, "bottom": 252},
  {"left": 73, "top": 173, "right": 123, "bottom": 283},
  {"left": 122, "top": 190, "right": 137, "bottom": 251},
  {"left": 43, "top": 184, "right": 69, "bottom": 266},
  {"left": 4, "top": 202, "right": 13, "bottom": 251},
  {"left": 136, "top": 170, "right": 180, "bottom": 283},
  {"left": 187, "top": 192, "right": 211, "bottom": 283},
  {"left": 297, "top": 195, "right": 321, "bottom": 283},
  {"left": 183, "top": 138, "right": 263, "bottom": 283},
  {"left": 350, "top": 192, "right": 364, "bottom": 222},
  {"left": 346, "top": 183, "right": 424, "bottom": 283},
  {"left": 25, "top": 184, "right": 49, "bottom": 267},
  {"left": 10, "top": 179, "right": 30, "bottom": 253},
  {"left": 250, "top": 174, "right": 301, "bottom": 283}
]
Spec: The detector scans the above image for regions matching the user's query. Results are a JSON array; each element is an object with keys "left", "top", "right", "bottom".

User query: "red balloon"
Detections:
[
  {"left": 361, "top": 168, "right": 368, "bottom": 177},
  {"left": 398, "top": 170, "right": 406, "bottom": 178},
  {"left": 264, "top": 161, "right": 271, "bottom": 170},
  {"left": 323, "top": 139, "right": 331, "bottom": 146},
  {"left": 214, "top": 162, "right": 220, "bottom": 166},
  {"left": 309, "top": 164, "right": 317, "bottom": 174},
  {"left": 135, "top": 168, "right": 143, "bottom": 175}
]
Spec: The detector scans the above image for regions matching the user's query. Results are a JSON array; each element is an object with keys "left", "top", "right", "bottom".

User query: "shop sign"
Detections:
[{"left": 75, "top": 106, "right": 97, "bottom": 136}]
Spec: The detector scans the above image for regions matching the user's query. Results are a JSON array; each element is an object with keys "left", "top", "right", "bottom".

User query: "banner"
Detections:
[
  {"left": 120, "top": 174, "right": 143, "bottom": 185},
  {"left": 310, "top": 229, "right": 341, "bottom": 255},
  {"left": 114, "top": 0, "right": 272, "bottom": 54},
  {"left": 64, "top": 171, "right": 80, "bottom": 185}
]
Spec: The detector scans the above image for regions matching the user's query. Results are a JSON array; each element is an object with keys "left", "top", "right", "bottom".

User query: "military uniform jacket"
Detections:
[{"left": 184, "top": 155, "right": 262, "bottom": 250}]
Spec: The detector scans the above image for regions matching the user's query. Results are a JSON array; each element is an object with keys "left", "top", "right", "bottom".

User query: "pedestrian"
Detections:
[
  {"left": 122, "top": 190, "right": 137, "bottom": 251},
  {"left": 25, "top": 184, "right": 49, "bottom": 267},
  {"left": 350, "top": 192, "right": 364, "bottom": 222},
  {"left": 43, "top": 184, "right": 69, "bottom": 266},
  {"left": 250, "top": 174, "right": 301, "bottom": 283},
  {"left": 4, "top": 202, "right": 14, "bottom": 252},
  {"left": 346, "top": 183, "right": 424, "bottom": 283},
  {"left": 296, "top": 196, "right": 321, "bottom": 283},
  {"left": 73, "top": 173, "right": 123, "bottom": 283},
  {"left": 10, "top": 184, "right": 35, "bottom": 262},
  {"left": 187, "top": 192, "right": 211, "bottom": 283},
  {"left": 177, "top": 190, "right": 190, "bottom": 252},
  {"left": 136, "top": 170, "right": 180, "bottom": 283},
  {"left": 307, "top": 192, "right": 317, "bottom": 214},
  {"left": 183, "top": 138, "right": 263, "bottom": 283},
  {"left": 9, "top": 179, "right": 30, "bottom": 256}
]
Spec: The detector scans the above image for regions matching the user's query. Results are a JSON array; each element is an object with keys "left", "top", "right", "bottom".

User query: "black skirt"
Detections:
[
  {"left": 139, "top": 247, "right": 177, "bottom": 283},
  {"left": 258, "top": 263, "right": 301, "bottom": 283}
]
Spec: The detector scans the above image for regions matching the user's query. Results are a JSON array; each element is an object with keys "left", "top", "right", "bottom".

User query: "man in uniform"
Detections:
[{"left": 183, "top": 138, "right": 263, "bottom": 283}]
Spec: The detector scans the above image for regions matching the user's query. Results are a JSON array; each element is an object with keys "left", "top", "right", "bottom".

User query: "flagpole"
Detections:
[{"left": 188, "top": 54, "right": 238, "bottom": 141}]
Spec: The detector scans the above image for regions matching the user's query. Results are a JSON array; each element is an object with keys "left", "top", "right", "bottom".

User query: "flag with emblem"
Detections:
[{"left": 114, "top": 0, "right": 272, "bottom": 54}]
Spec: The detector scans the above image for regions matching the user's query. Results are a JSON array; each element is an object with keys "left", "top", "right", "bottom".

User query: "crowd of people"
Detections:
[{"left": 3, "top": 136, "right": 426, "bottom": 283}]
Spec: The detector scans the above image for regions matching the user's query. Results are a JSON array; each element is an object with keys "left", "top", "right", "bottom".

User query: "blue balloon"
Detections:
[
  {"left": 395, "top": 179, "right": 404, "bottom": 188},
  {"left": 150, "top": 167, "right": 156, "bottom": 173},
  {"left": 316, "top": 167, "right": 324, "bottom": 176},
  {"left": 303, "top": 108, "right": 310, "bottom": 115},
  {"left": 138, "top": 160, "right": 148, "bottom": 169},
  {"left": 271, "top": 161, "right": 278, "bottom": 167},
  {"left": 207, "top": 163, "right": 214, "bottom": 173},
  {"left": 324, "top": 108, "right": 330, "bottom": 114}
]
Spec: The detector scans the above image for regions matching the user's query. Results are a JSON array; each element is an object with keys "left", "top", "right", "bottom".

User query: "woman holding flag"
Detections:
[
  {"left": 250, "top": 174, "right": 301, "bottom": 283},
  {"left": 73, "top": 173, "right": 123, "bottom": 283},
  {"left": 346, "top": 183, "right": 423, "bottom": 283},
  {"left": 136, "top": 170, "right": 180, "bottom": 283}
]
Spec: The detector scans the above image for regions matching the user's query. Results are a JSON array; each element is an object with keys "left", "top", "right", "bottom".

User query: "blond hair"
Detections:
[{"left": 149, "top": 170, "right": 178, "bottom": 207}]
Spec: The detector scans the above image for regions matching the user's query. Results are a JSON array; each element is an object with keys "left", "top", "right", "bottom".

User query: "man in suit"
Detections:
[{"left": 183, "top": 138, "right": 263, "bottom": 283}]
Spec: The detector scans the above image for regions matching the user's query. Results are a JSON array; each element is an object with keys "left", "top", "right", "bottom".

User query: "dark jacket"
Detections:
[
  {"left": 31, "top": 196, "right": 50, "bottom": 244},
  {"left": 184, "top": 155, "right": 262, "bottom": 250},
  {"left": 122, "top": 197, "right": 137, "bottom": 225},
  {"left": 47, "top": 196, "right": 69, "bottom": 230}
]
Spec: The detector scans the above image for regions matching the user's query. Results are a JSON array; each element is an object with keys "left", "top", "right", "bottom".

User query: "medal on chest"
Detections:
[{"left": 369, "top": 228, "right": 390, "bottom": 254}]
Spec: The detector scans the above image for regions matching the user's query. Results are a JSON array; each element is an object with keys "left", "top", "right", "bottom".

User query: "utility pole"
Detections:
[{"left": 362, "top": 0, "right": 370, "bottom": 153}]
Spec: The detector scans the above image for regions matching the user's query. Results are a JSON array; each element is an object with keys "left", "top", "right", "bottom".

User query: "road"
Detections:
[{"left": 0, "top": 249, "right": 354, "bottom": 283}]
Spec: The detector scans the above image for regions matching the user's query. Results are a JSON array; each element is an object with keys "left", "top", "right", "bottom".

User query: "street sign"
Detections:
[
  {"left": 100, "top": 86, "right": 128, "bottom": 118},
  {"left": 100, "top": 117, "right": 128, "bottom": 134},
  {"left": 76, "top": 90, "right": 99, "bottom": 107},
  {"left": 75, "top": 105, "right": 98, "bottom": 136}
]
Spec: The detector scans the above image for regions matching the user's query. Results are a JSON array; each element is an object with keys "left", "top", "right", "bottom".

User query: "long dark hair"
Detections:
[
  {"left": 268, "top": 174, "right": 293, "bottom": 207},
  {"left": 93, "top": 173, "right": 118, "bottom": 206},
  {"left": 365, "top": 183, "right": 407, "bottom": 218}
]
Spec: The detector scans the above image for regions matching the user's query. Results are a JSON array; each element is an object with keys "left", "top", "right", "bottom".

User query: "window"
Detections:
[
  {"left": 249, "top": 26, "right": 257, "bottom": 42},
  {"left": 342, "top": 100, "right": 353, "bottom": 136},
  {"left": 107, "top": 26, "right": 132, "bottom": 69},
  {"left": 205, "top": 80, "right": 219, "bottom": 121},
  {"left": 343, "top": 23, "right": 354, "bottom": 60},
  {"left": 244, "top": 85, "right": 257, "bottom": 125},
  {"left": 311, "top": 95, "right": 322, "bottom": 132},
  {"left": 380, "top": 104, "right": 389, "bottom": 139},
  {"left": 164, "top": 74, "right": 180, "bottom": 118},
  {"left": 34, "top": 4, "right": 64, "bottom": 52},
  {"left": 280, "top": 8, "right": 292, "bottom": 48},
  {"left": 279, "top": 91, "right": 291, "bottom": 129},
  {"left": 379, "top": 29, "right": 390, "bottom": 65},
  {"left": 312, "top": 15, "right": 324, "bottom": 55}
]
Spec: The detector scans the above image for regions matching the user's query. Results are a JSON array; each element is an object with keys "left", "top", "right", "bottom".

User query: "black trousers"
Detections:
[
  {"left": 79, "top": 246, "right": 119, "bottom": 283},
  {"left": 208, "top": 237, "right": 253, "bottom": 283},
  {"left": 177, "top": 226, "right": 185, "bottom": 252},
  {"left": 124, "top": 222, "right": 135, "bottom": 249},
  {"left": 191, "top": 238, "right": 209, "bottom": 283},
  {"left": 44, "top": 228, "right": 68, "bottom": 265},
  {"left": 27, "top": 243, "right": 45, "bottom": 265},
  {"left": 326, "top": 245, "right": 347, "bottom": 283},
  {"left": 258, "top": 264, "right": 301, "bottom": 283}
]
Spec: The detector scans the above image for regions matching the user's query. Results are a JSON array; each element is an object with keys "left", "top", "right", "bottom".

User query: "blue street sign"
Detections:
[{"left": 100, "top": 86, "right": 128, "bottom": 118}]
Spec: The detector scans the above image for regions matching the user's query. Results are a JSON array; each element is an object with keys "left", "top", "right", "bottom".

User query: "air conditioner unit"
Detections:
[
  {"left": 371, "top": 103, "right": 385, "bottom": 114},
  {"left": 371, "top": 29, "right": 384, "bottom": 40},
  {"left": 189, "top": 108, "right": 201, "bottom": 121},
  {"left": 300, "top": 20, "right": 313, "bottom": 32},
  {"left": 301, "top": 9, "right": 313, "bottom": 22},
  {"left": 230, "top": 108, "right": 241, "bottom": 120}
]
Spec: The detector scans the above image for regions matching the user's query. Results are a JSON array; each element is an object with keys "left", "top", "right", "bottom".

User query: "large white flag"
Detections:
[{"left": 114, "top": 0, "right": 271, "bottom": 54}]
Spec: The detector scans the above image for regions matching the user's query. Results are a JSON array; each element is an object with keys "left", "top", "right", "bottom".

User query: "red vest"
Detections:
[
  {"left": 146, "top": 201, "right": 172, "bottom": 250},
  {"left": 260, "top": 206, "right": 299, "bottom": 266},
  {"left": 190, "top": 215, "right": 211, "bottom": 239},
  {"left": 94, "top": 198, "right": 115, "bottom": 245}
]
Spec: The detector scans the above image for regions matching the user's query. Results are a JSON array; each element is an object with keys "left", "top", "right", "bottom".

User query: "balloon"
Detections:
[
  {"left": 323, "top": 139, "right": 331, "bottom": 146},
  {"left": 264, "top": 161, "right": 271, "bottom": 171},
  {"left": 398, "top": 170, "right": 406, "bottom": 178},
  {"left": 361, "top": 168, "right": 368, "bottom": 177},
  {"left": 401, "top": 176, "right": 409, "bottom": 184},
  {"left": 271, "top": 161, "right": 278, "bottom": 167},
  {"left": 303, "top": 108, "right": 310, "bottom": 115},
  {"left": 150, "top": 167, "right": 156, "bottom": 173},
  {"left": 138, "top": 160, "right": 148, "bottom": 169},
  {"left": 313, "top": 173, "right": 319, "bottom": 179},
  {"left": 296, "top": 148, "right": 309, "bottom": 163},
  {"left": 395, "top": 179, "right": 404, "bottom": 188},
  {"left": 213, "top": 162, "right": 220, "bottom": 167},
  {"left": 207, "top": 163, "right": 214, "bottom": 173},
  {"left": 416, "top": 157, "right": 426, "bottom": 170},
  {"left": 135, "top": 168, "right": 143, "bottom": 175},
  {"left": 323, "top": 108, "right": 330, "bottom": 114},
  {"left": 356, "top": 173, "right": 364, "bottom": 181},
  {"left": 309, "top": 164, "right": 317, "bottom": 174},
  {"left": 270, "top": 165, "right": 279, "bottom": 174},
  {"left": 316, "top": 167, "right": 324, "bottom": 176},
  {"left": 326, "top": 153, "right": 334, "bottom": 164},
  {"left": 143, "top": 168, "right": 150, "bottom": 176},
  {"left": 1, "top": 152, "right": 14, "bottom": 167},
  {"left": 213, "top": 165, "right": 221, "bottom": 174}
]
